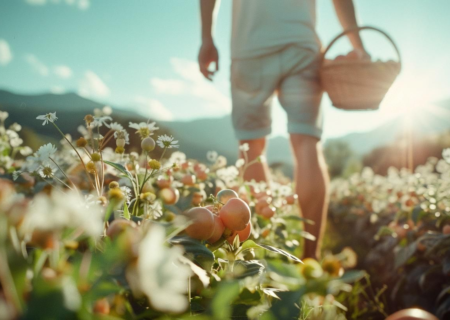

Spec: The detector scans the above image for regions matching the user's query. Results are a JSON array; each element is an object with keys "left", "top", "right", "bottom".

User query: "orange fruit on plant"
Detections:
[
  {"left": 196, "top": 170, "right": 208, "bottom": 181},
  {"left": 443, "top": 225, "right": 450, "bottom": 235},
  {"left": 184, "top": 207, "right": 215, "bottom": 240},
  {"left": 385, "top": 308, "right": 438, "bottom": 320},
  {"left": 285, "top": 194, "right": 298, "bottom": 205},
  {"left": 227, "top": 222, "right": 252, "bottom": 244},
  {"left": 216, "top": 189, "right": 239, "bottom": 205},
  {"left": 156, "top": 176, "right": 173, "bottom": 189},
  {"left": 159, "top": 187, "right": 180, "bottom": 205},
  {"left": 260, "top": 206, "right": 275, "bottom": 219},
  {"left": 192, "top": 191, "right": 205, "bottom": 206},
  {"left": 107, "top": 219, "right": 137, "bottom": 239},
  {"left": 93, "top": 298, "right": 110, "bottom": 315},
  {"left": 219, "top": 198, "right": 251, "bottom": 231},
  {"left": 208, "top": 215, "right": 225, "bottom": 244},
  {"left": 255, "top": 197, "right": 271, "bottom": 215},
  {"left": 181, "top": 174, "right": 196, "bottom": 186}
]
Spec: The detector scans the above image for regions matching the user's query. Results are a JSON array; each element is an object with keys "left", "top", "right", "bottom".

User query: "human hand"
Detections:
[
  {"left": 198, "top": 39, "right": 219, "bottom": 81},
  {"left": 346, "top": 48, "right": 371, "bottom": 60}
]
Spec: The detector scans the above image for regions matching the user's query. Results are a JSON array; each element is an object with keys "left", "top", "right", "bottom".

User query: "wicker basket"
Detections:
[{"left": 320, "top": 26, "right": 401, "bottom": 110}]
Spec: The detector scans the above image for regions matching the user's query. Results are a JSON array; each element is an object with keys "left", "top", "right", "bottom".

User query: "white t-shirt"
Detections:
[{"left": 231, "top": 0, "right": 321, "bottom": 60}]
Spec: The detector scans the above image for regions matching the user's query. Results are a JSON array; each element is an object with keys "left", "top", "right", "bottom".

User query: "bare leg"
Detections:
[
  {"left": 289, "top": 134, "right": 329, "bottom": 260},
  {"left": 239, "top": 138, "right": 270, "bottom": 183}
]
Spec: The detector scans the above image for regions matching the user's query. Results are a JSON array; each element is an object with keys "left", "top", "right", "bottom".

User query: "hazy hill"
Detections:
[{"left": 1, "top": 89, "right": 449, "bottom": 176}]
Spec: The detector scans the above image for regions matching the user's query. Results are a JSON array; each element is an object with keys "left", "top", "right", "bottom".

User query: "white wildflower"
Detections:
[
  {"left": 149, "top": 201, "right": 163, "bottom": 219},
  {"left": 120, "top": 186, "right": 132, "bottom": 203},
  {"left": 443, "top": 148, "right": 450, "bottom": 164},
  {"left": 168, "top": 151, "right": 186, "bottom": 164},
  {"left": 239, "top": 143, "right": 249, "bottom": 152},
  {"left": 90, "top": 115, "right": 112, "bottom": 128},
  {"left": 0, "top": 111, "right": 8, "bottom": 121},
  {"left": 36, "top": 112, "right": 58, "bottom": 125},
  {"left": 38, "top": 163, "right": 58, "bottom": 179},
  {"left": 235, "top": 158, "right": 245, "bottom": 168},
  {"left": 129, "top": 121, "right": 159, "bottom": 138},
  {"left": 132, "top": 224, "right": 192, "bottom": 313},
  {"left": 114, "top": 129, "right": 130, "bottom": 144},
  {"left": 12, "top": 170, "right": 22, "bottom": 181},
  {"left": 207, "top": 151, "right": 218, "bottom": 162},
  {"left": 157, "top": 135, "right": 179, "bottom": 149},
  {"left": 107, "top": 122, "right": 123, "bottom": 131},
  {"left": 29, "top": 143, "right": 57, "bottom": 164},
  {"left": 9, "top": 123, "right": 21, "bottom": 132}
]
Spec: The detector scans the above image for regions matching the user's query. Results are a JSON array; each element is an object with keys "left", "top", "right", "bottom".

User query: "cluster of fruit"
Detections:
[{"left": 183, "top": 189, "right": 252, "bottom": 245}]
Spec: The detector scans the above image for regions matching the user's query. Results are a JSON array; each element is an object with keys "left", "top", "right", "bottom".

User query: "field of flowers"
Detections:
[{"left": 0, "top": 108, "right": 447, "bottom": 319}]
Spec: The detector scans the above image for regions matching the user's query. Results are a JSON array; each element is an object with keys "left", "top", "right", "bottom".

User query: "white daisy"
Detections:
[
  {"left": 114, "top": 129, "right": 130, "bottom": 144},
  {"left": 36, "top": 112, "right": 58, "bottom": 126},
  {"left": 38, "top": 163, "right": 58, "bottom": 179},
  {"left": 35, "top": 143, "right": 57, "bottom": 162},
  {"left": 129, "top": 121, "right": 159, "bottom": 138},
  {"left": 90, "top": 116, "right": 112, "bottom": 128},
  {"left": 157, "top": 135, "right": 179, "bottom": 149},
  {"left": 107, "top": 122, "right": 123, "bottom": 131},
  {"left": 207, "top": 151, "right": 218, "bottom": 162}
]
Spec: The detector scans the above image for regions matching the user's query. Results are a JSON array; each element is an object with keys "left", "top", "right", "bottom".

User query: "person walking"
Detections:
[{"left": 198, "top": 0, "right": 369, "bottom": 260}]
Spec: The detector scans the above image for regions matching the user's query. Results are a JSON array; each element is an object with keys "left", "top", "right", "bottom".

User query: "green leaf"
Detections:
[
  {"left": 234, "top": 260, "right": 265, "bottom": 279},
  {"left": 257, "top": 243, "right": 303, "bottom": 263},
  {"left": 211, "top": 281, "right": 240, "bottom": 320},
  {"left": 395, "top": 241, "right": 418, "bottom": 268},
  {"left": 104, "top": 160, "right": 133, "bottom": 180},
  {"left": 338, "top": 270, "right": 366, "bottom": 283},
  {"left": 283, "top": 215, "right": 314, "bottom": 224},
  {"left": 169, "top": 236, "right": 214, "bottom": 270},
  {"left": 123, "top": 202, "right": 130, "bottom": 220}
]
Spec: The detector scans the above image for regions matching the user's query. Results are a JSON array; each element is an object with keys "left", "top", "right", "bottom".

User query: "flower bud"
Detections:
[
  {"left": 109, "top": 181, "right": 119, "bottom": 189},
  {"left": 141, "top": 137, "right": 156, "bottom": 152},
  {"left": 148, "top": 159, "right": 161, "bottom": 170},
  {"left": 115, "top": 146, "right": 124, "bottom": 154},
  {"left": 76, "top": 137, "right": 87, "bottom": 148},
  {"left": 91, "top": 153, "right": 101, "bottom": 162},
  {"left": 116, "top": 138, "right": 126, "bottom": 148},
  {"left": 86, "top": 161, "right": 96, "bottom": 173}
]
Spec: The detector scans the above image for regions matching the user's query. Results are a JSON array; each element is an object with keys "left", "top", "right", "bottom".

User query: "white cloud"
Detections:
[
  {"left": 50, "top": 86, "right": 66, "bottom": 94},
  {"left": 78, "top": 70, "right": 110, "bottom": 98},
  {"left": 150, "top": 58, "right": 231, "bottom": 115},
  {"left": 134, "top": 96, "right": 174, "bottom": 121},
  {"left": 0, "top": 40, "right": 13, "bottom": 66},
  {"left": 150, "top": 78, "right": 186, "bottom": 95},
  {"left": 25, "top": 54, "right": 49, "bottom": 76},
  {"left": 53, "top": 65, "right": 73, "bottom": 79}
]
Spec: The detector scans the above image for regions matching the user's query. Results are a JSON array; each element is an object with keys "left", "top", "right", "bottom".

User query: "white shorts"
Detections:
[{"left": 230, "top": 45, "right": 323, "bottom": 140}]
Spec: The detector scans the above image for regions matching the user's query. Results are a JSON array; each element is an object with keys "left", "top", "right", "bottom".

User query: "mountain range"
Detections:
[{"left": 1, "top": 89, "right": 449, "bottom": 175}]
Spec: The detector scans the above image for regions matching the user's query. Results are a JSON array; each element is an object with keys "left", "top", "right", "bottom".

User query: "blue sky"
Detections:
[{"left": 0, "top": 0, "right": 449, "bottom": 139}]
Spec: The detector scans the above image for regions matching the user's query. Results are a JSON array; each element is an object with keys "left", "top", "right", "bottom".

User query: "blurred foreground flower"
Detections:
[
  {"left": 20, "top": 190, "right": 104, "bottom": 239},
  {"left": 127, "top": 224, "right": 192, "bottom": 313}
]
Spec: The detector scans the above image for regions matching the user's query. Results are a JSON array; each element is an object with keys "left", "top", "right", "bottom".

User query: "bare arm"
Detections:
[
  {"left": 332, "top": 0, "right": 369, "bottom": 57},
  {"left": 198, "top": 0, "right": 220, "bottom": 80}
]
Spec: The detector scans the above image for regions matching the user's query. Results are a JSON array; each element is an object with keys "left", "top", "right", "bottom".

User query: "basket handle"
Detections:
[{"left": 321, "top": 26, "right": 402, "bottom": 69}]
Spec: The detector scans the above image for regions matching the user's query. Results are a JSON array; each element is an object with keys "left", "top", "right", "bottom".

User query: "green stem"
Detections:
[
  {"left": 49, "top": 157, "right": 78, "bottom": 191},
  {"left": 51, "top": 122, "right": 96, "bottom": 190}
]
